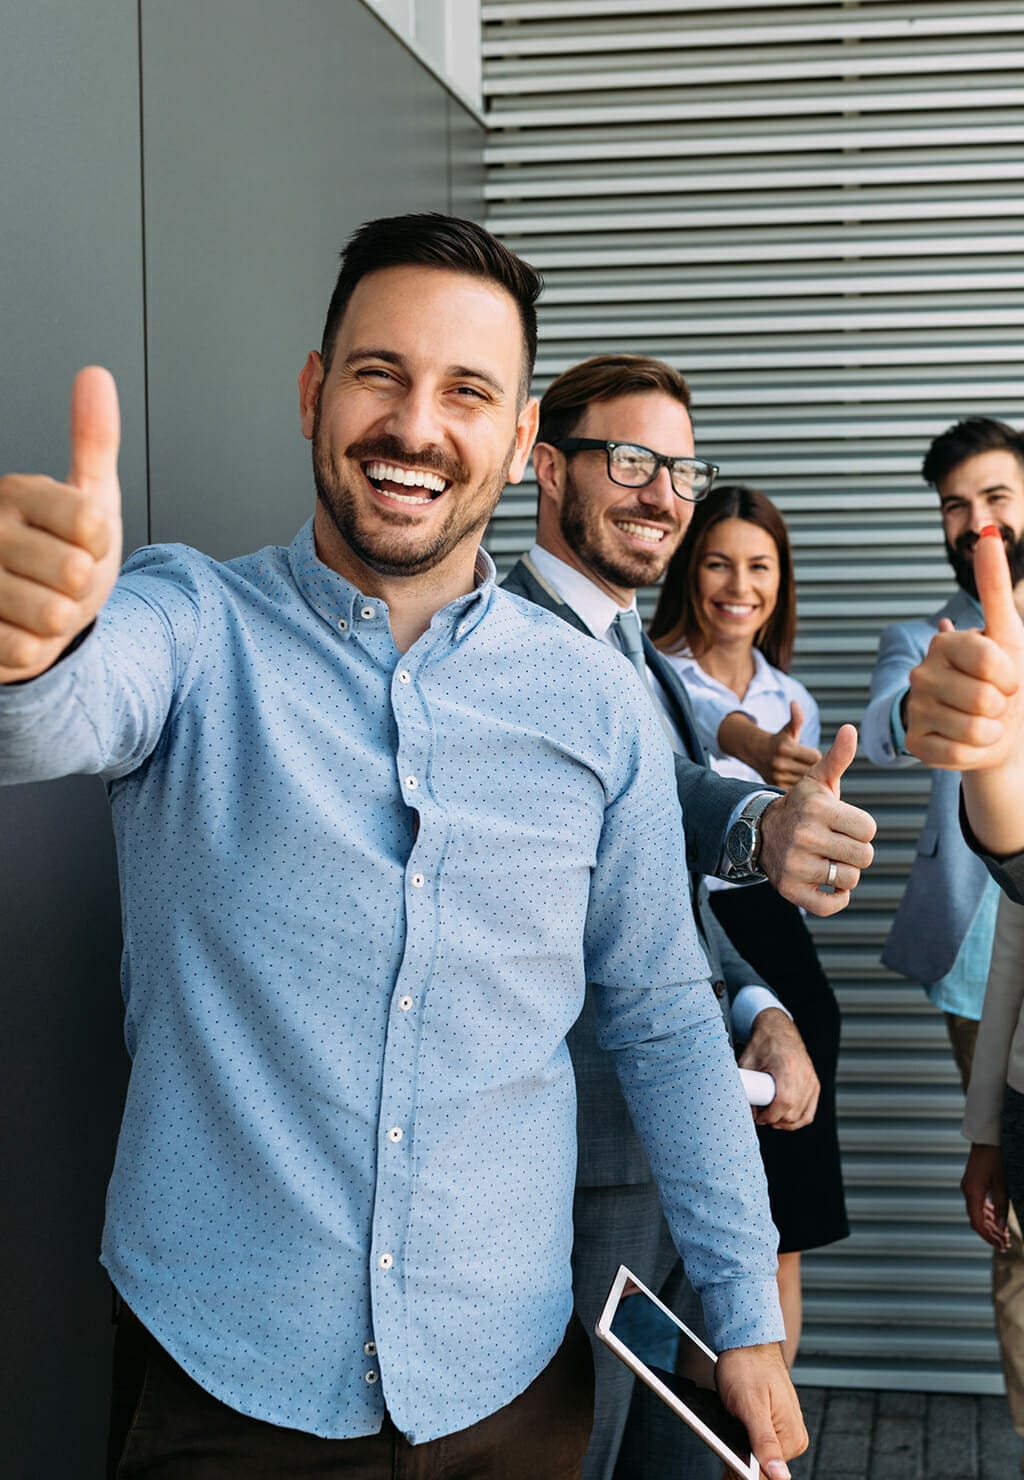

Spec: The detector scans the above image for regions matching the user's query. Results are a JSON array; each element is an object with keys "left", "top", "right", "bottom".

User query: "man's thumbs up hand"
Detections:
[
  {"left": 758, "top": 722, "right": 876, "bottom": 917},
  {"left": 0, "top": 367, "right": 122, "bottom": 684},
  {"left": 905, "top": 527, "right": 1023, "bottom": 773}
]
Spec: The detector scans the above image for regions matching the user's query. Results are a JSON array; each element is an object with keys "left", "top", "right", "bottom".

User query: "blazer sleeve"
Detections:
[
  {"left": 963, "top": 895, "right": 1024, "bottom": 1144},
  {"left": 672, "top": 751, "right": 764, "bottom": 878},
  {"left": 861, "top": 620, "right": 927, "bottom": 768},
  {"left": 959, "top": 794, "right": 1024, "bottom": 904}
]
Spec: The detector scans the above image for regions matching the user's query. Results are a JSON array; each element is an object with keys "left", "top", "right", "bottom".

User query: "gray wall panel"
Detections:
[
  {"left": 0, "top": 4, "right": 146, "bottom": 1476},
  {"left": 141, "top": 0, "right": 456, "bottom": 557}
]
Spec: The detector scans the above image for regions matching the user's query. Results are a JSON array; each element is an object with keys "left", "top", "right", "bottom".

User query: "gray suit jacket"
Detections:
[
  {"left": 501, "top": 555, "right": 770, "bottom": 1185},
  {"left": 862, "top": 589, "right": 993, "bottom": 983}
]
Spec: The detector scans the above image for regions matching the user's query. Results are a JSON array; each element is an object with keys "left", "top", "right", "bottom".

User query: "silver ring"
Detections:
[{"left": 825, "top": 859, "right": 839, "bottom": 888}]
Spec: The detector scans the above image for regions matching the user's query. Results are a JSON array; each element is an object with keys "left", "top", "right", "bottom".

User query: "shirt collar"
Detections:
[
  {"left": 527, "top": 544, "right": 636, "bottom": 646},
  {"left": 288, "top": 518, "right": 494, "bottom": 643}
]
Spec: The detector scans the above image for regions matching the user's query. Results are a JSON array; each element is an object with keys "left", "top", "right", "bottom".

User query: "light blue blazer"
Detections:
[{"left": 861, "top": 589, "right": 993, "bottom": 984}]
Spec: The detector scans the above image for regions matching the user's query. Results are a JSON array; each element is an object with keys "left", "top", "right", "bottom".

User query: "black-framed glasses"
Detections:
[{"left": 549, "top": 438, "right": 718, "bottom": 502}]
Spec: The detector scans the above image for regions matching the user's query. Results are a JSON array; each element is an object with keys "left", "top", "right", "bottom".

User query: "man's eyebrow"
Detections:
[
  {"left": 344, "top": 348, "right": 405, "bottom": 369},
  {"left": 447, "top": 364, "right": 505, "bottom": 395},
  {"left": 343, "top": 349, "right": 505, "bottom": 396},
  {"left": 941, "top": 482, "right": 1015, "bottom": 502}
]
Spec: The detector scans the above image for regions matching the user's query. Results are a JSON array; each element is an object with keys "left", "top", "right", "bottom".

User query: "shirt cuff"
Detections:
[
  {"left": 702, "top": 1274, "right": 786, "bottom": 1352},
  {"left": 889, "top": 689, "right": 910, "bottom": 757},
  {"left": 730, "top": 986, "right": 791, "bottom": 1043}
]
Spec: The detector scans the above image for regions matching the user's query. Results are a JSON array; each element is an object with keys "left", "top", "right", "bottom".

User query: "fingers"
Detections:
[
  {"left": 0, "top": 368, "right": 123, "bottom": 683},
  {"left": 786, "top": 700, "right": 803, "bottom": 741},
  {"left": 804, "top": 722, "right": 857, "bottom": 797},
  {"left": 716, "top": 1345, "right": 807, "bottom": 1477},
  {"left": 961, "top": 1146, "right": 1011, "bottom": 1251},
  {"left": 905, "top": 628, "right": 1021, "bottom": 770},
  {"left": 977, "top": 525, "right": 1023, "bottom": 651},
  {"left": 758, "top": 779, "right": 876, "bottom": 918},
  {"left": 67, "top": 366, "right": 121, "bottom": 506}
]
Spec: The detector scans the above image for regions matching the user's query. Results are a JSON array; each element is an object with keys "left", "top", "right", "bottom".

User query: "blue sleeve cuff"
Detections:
[
  {"left": 730, "top": 986, "right": 791, "bottom": 1043},
  {"left": 889, "top": 689, "right": 910, "bottom": 757}
]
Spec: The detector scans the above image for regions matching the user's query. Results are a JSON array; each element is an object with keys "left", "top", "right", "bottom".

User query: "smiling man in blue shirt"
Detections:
[{"left": 0, "top": 215, "right": 805, "bottom": 1479}]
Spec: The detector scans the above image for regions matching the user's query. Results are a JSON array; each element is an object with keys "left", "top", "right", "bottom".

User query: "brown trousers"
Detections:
[{"left": 108, "top": 1311, "right": 594, "bottom": 1479}]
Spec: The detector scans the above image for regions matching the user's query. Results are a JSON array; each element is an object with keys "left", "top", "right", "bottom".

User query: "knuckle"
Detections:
[
  {"left": 0, "top": 629, "right": 39, "bottom": 670},
  {"left": 38, "top": 591, "right": 76, "bottom": 637},
  {"left": 59, "top": 547, "right": 95, "bottom": 597}
]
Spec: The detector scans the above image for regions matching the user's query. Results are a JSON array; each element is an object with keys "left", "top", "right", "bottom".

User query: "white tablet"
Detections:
[{"left": 595, "top": 1264, "right": 760, "bottom": 1480}]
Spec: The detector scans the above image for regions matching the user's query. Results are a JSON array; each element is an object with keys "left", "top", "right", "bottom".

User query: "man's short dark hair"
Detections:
[
  {"left": 537, "top": 355, "right": 693, "bottom": 445},
  {"left": 320, "top": 213, "right": 542, "bottom": 404},
  {"left": 922, "top": 417, "right": 1024, "bottom": 488}
]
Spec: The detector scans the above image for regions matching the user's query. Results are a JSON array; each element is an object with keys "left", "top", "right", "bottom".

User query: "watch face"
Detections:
[{"left": 726, "top": 818, "right": 755, "bottom": 869}]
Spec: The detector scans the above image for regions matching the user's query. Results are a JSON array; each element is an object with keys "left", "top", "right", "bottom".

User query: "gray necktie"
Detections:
[
  {"left": 613, "top": 607, "right": 650, "bottom": 686},
  {"left": 613, "top": 607, "right": 680, "bottom": 753}
]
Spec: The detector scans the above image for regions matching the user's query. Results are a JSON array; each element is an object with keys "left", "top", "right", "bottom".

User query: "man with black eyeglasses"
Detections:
[{"left": 503, "top": 353, "right": 876, "bottom": 1480}]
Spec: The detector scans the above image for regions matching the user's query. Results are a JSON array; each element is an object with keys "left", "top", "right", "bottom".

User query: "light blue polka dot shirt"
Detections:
[{"left": 0, "top": 519, "right": 781, "bottom": 1442}]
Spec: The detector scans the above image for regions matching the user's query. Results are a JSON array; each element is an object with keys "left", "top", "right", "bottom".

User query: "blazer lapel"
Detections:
[{"left": 643, "top": 639, "right": 705, "bottom": 764}]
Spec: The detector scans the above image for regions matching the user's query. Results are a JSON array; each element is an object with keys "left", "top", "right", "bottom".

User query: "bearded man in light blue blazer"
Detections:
[{"left": 862, "top": 415, "right": 1024, "bottom": 1442}]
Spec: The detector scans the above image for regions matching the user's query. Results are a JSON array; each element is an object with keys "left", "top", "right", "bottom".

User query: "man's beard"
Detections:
[
  {"left": 312, "top": 412, "right": 514, "bottom": 579},
  {"left": 945, "top": 523, "right": 1024, "bottom": 600},
  {"left": 558, "top": 467, "right": 682, "bottom": 591}
]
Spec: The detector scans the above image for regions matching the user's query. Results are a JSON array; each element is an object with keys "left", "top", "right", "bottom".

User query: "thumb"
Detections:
[
  {"left": 976, "top": 526, "right": 1022, "bottom": 650},
  {"left": 805, "top": 722, "right": 857, "bottom": 798},
  {"left": 67, "top": 366, "right": 121, "bottom": 507},
  {"left": 785, "top": 700, "right": 803, "bottom": 741}
]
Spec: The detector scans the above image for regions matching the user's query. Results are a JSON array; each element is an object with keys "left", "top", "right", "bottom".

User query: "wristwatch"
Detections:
[{"left": 723, "top": 792, "right": 777, "bottom": 881}]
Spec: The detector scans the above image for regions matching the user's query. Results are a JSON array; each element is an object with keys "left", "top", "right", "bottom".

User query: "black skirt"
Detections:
[{"left": 710, "top": 883, "right": 849, "bottom": 1254}]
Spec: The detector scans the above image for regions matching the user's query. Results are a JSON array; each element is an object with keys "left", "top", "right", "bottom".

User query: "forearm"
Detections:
[
  {"left": 718, "top": 711, "right": 771, "bottom": 776},
  {"left": 962, "top": 760, "right": 1024, "bottom": 859},
  {"left": 600, "top": 985, "right": 783, "bottom": 1350}
]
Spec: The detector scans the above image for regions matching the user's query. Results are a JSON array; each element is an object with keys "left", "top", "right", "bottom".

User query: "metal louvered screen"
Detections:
[{"left": 481, "top": 0, "right": 1024, "bottom": 1396}]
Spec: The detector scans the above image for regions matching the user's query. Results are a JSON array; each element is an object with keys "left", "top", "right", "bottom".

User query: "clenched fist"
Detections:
[{"left": 0, "top": 367, "right": 122, "bottom": 683}]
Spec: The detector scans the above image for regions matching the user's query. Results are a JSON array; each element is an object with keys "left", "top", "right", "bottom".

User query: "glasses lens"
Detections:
[
  {"left": 670, "top": 461, "right": 712, "bottom": 499},
  {"left": 608, "top": 444, "right": 657, "bottom": 486}
]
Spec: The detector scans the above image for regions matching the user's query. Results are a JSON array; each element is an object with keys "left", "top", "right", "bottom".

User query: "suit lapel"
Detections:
[{"left": 643, "top": 639, "right": 705, "bottom": 763}]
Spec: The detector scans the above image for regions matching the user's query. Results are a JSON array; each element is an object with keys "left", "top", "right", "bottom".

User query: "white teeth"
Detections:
[
  {"left": 616, "top": 521, "right": 666, "bottom": 544},
  {"left": 719, "top": 604, "right": 754, "bottom": 614},
  {"left": 386, "top": 489, "right": 433, "bottom": 505},
  {"left": 365, "top": 461, "right": 447, "bottom": 494}
]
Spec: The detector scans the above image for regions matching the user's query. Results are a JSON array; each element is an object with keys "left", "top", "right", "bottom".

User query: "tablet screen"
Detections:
[{"left": 596, "top": 1266, "right": 758, "bottom": 1479}]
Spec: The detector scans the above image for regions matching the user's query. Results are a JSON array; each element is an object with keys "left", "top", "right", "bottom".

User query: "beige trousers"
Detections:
[{"left": 947, "top": 1011, "right": 1024, "bottom": 1436}]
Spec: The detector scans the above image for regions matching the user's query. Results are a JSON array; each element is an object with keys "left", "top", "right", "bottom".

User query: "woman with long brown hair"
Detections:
[{"left": 650, "top": 484, "right": 848, "bottom": 1368}]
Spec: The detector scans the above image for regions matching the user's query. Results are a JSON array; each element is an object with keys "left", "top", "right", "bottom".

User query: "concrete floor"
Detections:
[{"left": 789, "top": 1387, "right": 1020, "bottom": 1480}]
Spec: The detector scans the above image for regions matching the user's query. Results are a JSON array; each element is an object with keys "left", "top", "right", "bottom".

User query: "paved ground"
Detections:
[{"left": 789, "top": 1388, "right": 1020, "bottom": 1479}]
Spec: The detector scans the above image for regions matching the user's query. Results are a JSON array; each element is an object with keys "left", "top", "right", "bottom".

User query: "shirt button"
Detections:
[
  {"left": 398, "top": 670, "right": 411, "bottom": 685},
  {"left": 378, "top": 1252, "right": 394, "bottom": 1270},
  {"left": 361, "top": 605, "right": 376, "bottom": 620},
  {"left": 411, "top": 872, "right": 425, "bottom": 888},
  {"left": 387, "top": 1126, "right": 403, "bottom": 1143},
  {"left": 399, "top": 996, "right": 413, "bottom": 1012},
  {"left": 365, "top": 1370, "right": 379, "bottom": 1384},
  {"left": 404, "top": 775, "right": 418, "bottom": 790},
  {"left": 364, "top": 1340, "right": 377, "bottom": 1356},
  {"left": 337, "top": 618, "right": 348, "bottom": 632}
]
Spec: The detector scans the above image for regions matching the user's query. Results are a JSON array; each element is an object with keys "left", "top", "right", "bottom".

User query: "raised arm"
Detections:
[{"left": 905, "top": 529, "right": 1024, "bottom": 860}]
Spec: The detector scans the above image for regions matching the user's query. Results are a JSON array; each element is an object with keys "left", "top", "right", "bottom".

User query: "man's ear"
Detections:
[
  {"left": 505, "top": 396, "right": 540, "bottom": 485},
  {"left": 532, "top": 440, "right": 565, "bottom": 506},
  {"left": 298, "top": 352, "right": 324, "bottom": 441}
]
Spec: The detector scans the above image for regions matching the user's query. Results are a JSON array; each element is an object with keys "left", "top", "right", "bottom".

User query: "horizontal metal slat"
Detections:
[
  {"left": 483, "top": 50, "right": 1024, "bottom": 97},
  {"left": 484, "top": 14, "right": 1024, "bottom": 59},
  {"left": 487, "top": 86, "right": 1024, "bottom": 130}
]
